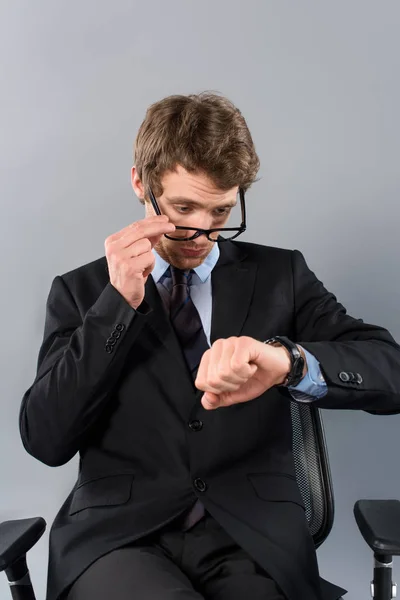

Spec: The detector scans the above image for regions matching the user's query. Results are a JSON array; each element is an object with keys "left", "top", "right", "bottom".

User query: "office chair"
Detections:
[{"left": 1, "top": 402, "right": 400, "bottom": 600}]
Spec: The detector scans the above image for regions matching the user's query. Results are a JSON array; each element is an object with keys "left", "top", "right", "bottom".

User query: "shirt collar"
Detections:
[{"left": 151, "top": 242, "right": 220, "bottom": 284}]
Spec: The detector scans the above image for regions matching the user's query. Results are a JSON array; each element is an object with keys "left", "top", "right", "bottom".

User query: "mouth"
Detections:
[
  {"left": 180, "top": 246, "right": 207, "bottom": 256},
  {"left": 181, "top": 246, "right": 207, "bottom": 251}
]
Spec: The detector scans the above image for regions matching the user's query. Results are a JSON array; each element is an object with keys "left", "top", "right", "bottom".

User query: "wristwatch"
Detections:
[{"left": 264, "top": 336, "right": 305, "bottom": 387}]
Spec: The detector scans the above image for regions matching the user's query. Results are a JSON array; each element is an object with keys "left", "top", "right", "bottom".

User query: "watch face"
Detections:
[
  {"left": 265, "top": 337, "right": 304, "bottom": 387},
  {"left": 288, "top": 357, "right": 305, "bottom": 386}
]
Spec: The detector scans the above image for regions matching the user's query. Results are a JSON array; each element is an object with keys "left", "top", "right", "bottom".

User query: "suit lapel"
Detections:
[
  {"left": 141, "top": 272, "right": 186, "bottom": 366},
  {"left": 209, "top": 241, "right": 258, "bottom": 345},
  {"left": 140, "top": 240, "right": 258, "bottom": 401}
]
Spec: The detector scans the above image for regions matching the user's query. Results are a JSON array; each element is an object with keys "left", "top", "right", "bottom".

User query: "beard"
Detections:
[{"left": 154, "top": 238, "right": 213, "bottom": 269}]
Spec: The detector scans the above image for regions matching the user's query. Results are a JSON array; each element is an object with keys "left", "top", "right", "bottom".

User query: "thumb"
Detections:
[
  {"left": 232, "top": 354, "right": 258, "bottom": 379},
  {"left": 202, "top": 391, "right": 220, "bottom": 410}
]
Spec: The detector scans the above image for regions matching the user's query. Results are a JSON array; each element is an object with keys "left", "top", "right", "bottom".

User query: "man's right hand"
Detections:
[{"left": 105, "top": 215, "right": 176, "bottom": 310}]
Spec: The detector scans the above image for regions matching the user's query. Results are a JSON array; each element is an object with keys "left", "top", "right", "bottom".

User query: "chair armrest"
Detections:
[
  {"left": 0, "top": 517, "right": 46, "bottom": 572},
  {"left": 354, "top": 500, "right": 400, "bottom": 555}
]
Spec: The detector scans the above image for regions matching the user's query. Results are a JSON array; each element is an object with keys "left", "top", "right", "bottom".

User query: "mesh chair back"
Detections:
[{"left": 291, "top": 402, "right": 334, "bottom": 548}]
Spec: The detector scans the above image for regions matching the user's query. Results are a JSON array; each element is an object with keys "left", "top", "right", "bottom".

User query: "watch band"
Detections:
[{"left": 264, "top": 336, "right": 305, "bottom": 387}]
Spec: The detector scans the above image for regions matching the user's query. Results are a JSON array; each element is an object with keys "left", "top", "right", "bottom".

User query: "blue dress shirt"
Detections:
[{"left": 151, "top": 244, "right": 327, "bottom": 401}]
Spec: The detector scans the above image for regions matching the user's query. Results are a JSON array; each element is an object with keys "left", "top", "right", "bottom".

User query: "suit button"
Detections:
[
  {"left": 339, "top": 372, "right": 350, "bottom": 382},
  {"left": 105, "top": 344, "right": 114, "bottom": 354},
  {"left": 111, "top": 330, "right": 121, "bottom": 339},
  {"left": 107, "top": 337, "right": 117, "bottom": 346},
  {"left": 115, "top": 324, "right": 125, "bottom": 332},
  {"left": 355, "top": 373, "right": 363, "bottom": 384},
  {"left": 189, "top": 420, "right": 203, "bottom": 432},
  {"left": 194, "top": 478, "right": 207, "bottom": 493}
]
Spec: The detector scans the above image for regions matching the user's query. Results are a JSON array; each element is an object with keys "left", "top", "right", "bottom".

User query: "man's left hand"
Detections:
[{"left": 195, "top": 336, "right": 296, "bottom": 410}]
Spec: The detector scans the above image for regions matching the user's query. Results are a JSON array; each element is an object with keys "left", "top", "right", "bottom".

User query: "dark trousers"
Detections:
[{"left": 65, "top": 513, "right": 286, "bottom": 600}]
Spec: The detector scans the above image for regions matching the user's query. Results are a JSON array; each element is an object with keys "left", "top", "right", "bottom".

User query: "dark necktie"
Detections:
[
  {"left": 169, "top": 267, "right": 210, "bottom": 378},
  {"left": 169, "top": 266, "right": 209, "bottom": 529}
]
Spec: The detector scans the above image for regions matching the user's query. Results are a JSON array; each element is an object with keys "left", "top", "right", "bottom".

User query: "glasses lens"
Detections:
[
  {"left": 208, "top": 229, "right": 223, "bottom": 241},
  {"left": 166, "top": 194, "right": 243, "bottom": 241},
  {"left": 165, "top": 229, "right": 241, "bottom": 242}
]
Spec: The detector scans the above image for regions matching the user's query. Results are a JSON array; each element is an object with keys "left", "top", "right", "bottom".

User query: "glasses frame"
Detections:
[{"left": 148, "top": 187, "right": 247, "bottom": 242}]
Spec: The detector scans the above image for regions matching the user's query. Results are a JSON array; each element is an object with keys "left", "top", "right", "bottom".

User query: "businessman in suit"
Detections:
[{"left": 20, "top": 92, "right": 400, "bottom": 600}]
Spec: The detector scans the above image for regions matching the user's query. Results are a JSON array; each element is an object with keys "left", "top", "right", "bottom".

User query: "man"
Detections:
[{"left": 20, "top": 92, "right": 400, "bottom": 600}]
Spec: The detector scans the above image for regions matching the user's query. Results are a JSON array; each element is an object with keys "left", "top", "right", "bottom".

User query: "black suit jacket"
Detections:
[{"left": 19, "top": 240, "right": 400, "bottom": 600}]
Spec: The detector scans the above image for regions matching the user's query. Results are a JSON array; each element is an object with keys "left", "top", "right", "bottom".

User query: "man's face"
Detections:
[{"left": 132, "top": 165, "right": 238, "bottom": 270}]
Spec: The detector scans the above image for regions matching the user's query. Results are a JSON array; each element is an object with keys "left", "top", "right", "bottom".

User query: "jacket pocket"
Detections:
[
  {"left": 247, "top": 472, "right": 305, "bottom": 509},
  {"left": 69, "top": 473, "right": 134, "bottom": 515}
]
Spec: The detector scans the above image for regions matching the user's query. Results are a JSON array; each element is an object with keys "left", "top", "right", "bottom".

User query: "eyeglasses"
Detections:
[{"left": 148, "top": 187, "right": 247, "bottom": 242}]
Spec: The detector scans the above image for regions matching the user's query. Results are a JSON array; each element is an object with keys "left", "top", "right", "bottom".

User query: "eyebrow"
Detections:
[{"left": 165, "top": 196, "right": 237, "bottom": 208}]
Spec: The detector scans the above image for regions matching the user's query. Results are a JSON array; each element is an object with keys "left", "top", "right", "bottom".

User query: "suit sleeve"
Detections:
[
  {"left": 19, "top": 276, "right": 152, "bottom": 466},
  {"left": 291, "top": 250, "right": 400, "bottom": 412}
]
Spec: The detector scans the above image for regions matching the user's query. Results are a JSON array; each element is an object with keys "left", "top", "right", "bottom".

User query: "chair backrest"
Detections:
[{"left": 290, "top": 401, "right": 334, "bottom": 548}]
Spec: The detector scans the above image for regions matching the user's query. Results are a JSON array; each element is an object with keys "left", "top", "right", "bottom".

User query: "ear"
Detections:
[{"left": 131, "top": 166, "right": 145, "bottom": 200}]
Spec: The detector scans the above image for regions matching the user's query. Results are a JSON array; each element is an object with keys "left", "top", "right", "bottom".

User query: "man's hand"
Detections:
[
  {"left": 195, "top": 336, "right": 295, "bottom": 410},
  {"left": 105, "top": 216, "right": 176, "bottom": 310}
]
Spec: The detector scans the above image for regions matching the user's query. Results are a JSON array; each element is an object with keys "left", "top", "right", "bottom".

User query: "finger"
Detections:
[
  {"left": 203, "top": 340, "right": 224, "bottom": 392},
  {"left": 109, "top": 251, "right": 155, "bottom": 279},
  {"left": 120, "top": 221, "right": 176, "bottom": 250},
  {"left": 202, "top": 391, "right": 220, "bottom": 410},
  {"left": 107, "top": 217, "right": 175, "bottom": 248},
  {"left": 117, "top": 237, "right": 152, "bottom": 259},
  {"left": 107, "top": 216, "right": 167, "bottom": 242},
  {"left": 199, "top": 342, "right": 239, "bottom": 394},
  {"left": 230, "top": 341, "right": 259, "bottom": 380},
  {"left": 195, "top": 348, "right": 211, "bottom": 391},
  {"left": 146, "top": 226, "right": 176, "bottom": 250},
  {"left": 106, "top": 240, "right": 154, "bottom": 273},
  {"left": 203, "top": 350, "right": 259, "bottom": 410},
  {"left": 215, "top": 338, "right": 250, "bottom": 385}
]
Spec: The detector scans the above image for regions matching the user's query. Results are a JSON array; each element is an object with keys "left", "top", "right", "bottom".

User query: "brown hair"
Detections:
[{"left": 134, "top": 92, "right": 260, "bottom": 203}]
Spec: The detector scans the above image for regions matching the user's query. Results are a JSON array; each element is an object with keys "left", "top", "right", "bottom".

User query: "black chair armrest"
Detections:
[
  {"left": 0, "top": 517, "right": 46, "bottom": 572},
  {"left": 354, "top": 500, "right": 400, "bottom": 555}
]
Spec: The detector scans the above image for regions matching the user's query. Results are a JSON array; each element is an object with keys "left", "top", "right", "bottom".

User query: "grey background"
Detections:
[{"left": 1, "top": 1, "right": 399, "bottom": 598}]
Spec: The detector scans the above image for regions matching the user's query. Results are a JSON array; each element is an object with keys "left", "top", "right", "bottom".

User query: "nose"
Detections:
[
  {"left": 183, "top": 215, "right": 214, "bottom": 237},
  {"left": 186, "top": 228, "right": 213, "bottom": 242}
]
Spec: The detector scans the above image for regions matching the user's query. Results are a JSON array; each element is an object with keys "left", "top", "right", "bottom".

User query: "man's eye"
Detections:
[
  {"left": 175, "top": 207, "right": 229, "bottom": 215},
  {"left": 214, "top": 209, "right": 230, "bottom": 218}
]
